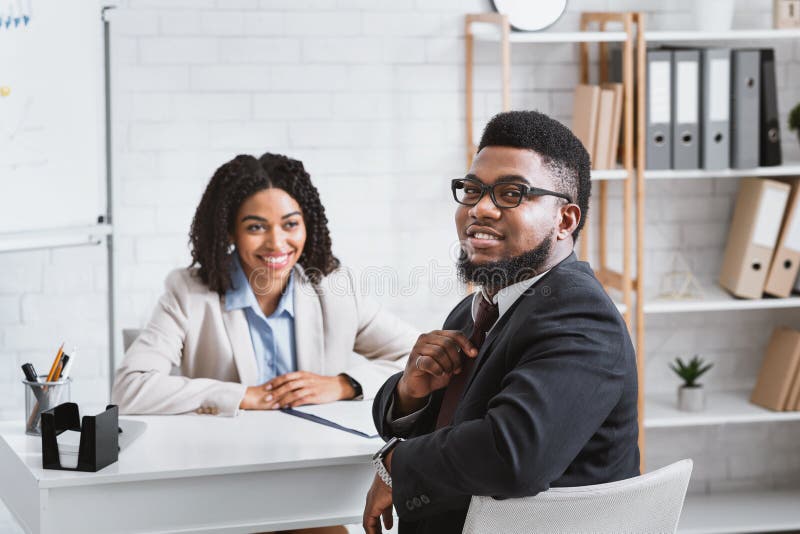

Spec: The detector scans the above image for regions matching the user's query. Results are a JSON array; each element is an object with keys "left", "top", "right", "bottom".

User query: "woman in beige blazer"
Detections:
[{"left": 112, "top": 153, "right": 419, "bottom": 418}]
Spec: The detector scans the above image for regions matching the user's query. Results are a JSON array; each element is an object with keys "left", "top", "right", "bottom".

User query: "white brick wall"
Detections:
[{"left": 2, "top": 0, "right": 800, "bottom": 513}]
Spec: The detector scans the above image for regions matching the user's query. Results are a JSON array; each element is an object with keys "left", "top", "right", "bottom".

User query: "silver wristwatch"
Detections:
[{"left": 372, "top": 436, "right": 403, "bottom": 488}]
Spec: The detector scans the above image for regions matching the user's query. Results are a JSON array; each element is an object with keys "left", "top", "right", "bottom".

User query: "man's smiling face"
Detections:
[{"left": 455, "top": 145, "right": 564, "bottom": 277}]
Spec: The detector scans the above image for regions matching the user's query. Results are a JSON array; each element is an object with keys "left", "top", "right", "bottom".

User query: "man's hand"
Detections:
[
  {"left": 239, "top": 372, "right": 355, "bottom": 410},
  {"left": 395, "top": 330, "right": 477, "bottom": 416},
  {"left": 363, "top": 472, "right": 394, "bottom": 534}
]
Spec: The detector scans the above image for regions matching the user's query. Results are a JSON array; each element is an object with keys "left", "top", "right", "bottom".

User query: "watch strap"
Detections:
[
  {"left": 372, "top": 455, "right": 393, "bottom": 488},
  {"left": 339, "top": 373, "right": 363, "bottom": 400}
]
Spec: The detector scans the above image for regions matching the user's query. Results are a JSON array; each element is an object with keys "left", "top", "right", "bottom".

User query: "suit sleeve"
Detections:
[
  {"left": 389, "top": 284, "right": 628, "bottom": 521},
  {"left": 343, "top": 269, "right": 420, "bottom": 400},
  {"left": 111, "top": 271, "right": 246, "bottom": 416}
]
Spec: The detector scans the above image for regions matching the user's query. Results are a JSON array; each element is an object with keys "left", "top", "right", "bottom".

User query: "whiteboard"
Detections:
[{"left": 0, "top": 0, "right": 106, "bottom": 236}]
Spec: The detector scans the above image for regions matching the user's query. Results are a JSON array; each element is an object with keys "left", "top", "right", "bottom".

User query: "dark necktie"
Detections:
[{"left": 435, "top": 295, "right": 500, "bottom": 429}]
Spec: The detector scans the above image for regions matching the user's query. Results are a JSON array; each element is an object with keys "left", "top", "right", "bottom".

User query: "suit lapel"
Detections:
[
  {"left": 221, "top": 306, "right": 258, "bottom": 385},
  {"left": 457, "top": 254, "right": 579, "bottom": 403},
  {"left": 292, "top": 266, "right": 325, "bottom": 375}
]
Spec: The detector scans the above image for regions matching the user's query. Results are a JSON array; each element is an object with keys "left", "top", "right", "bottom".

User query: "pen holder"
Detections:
[
  {"left": 23, "top": 375, "right": 71, "bottom": 436},
  {"left": 41, "top": 402, "right": 119, "bottom": 472}
]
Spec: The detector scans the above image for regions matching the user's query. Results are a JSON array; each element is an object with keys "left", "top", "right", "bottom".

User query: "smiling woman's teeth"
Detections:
[
  {"left": 473, "top": 232, "right": 500, "bottom": 240},
  {"left": 262, "top": 254, "right": 289, "bottom": 264}
]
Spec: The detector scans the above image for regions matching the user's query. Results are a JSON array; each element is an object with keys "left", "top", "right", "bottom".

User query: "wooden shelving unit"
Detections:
[{"left": 465, "top": 13, "right": 800, "bottom": 533}]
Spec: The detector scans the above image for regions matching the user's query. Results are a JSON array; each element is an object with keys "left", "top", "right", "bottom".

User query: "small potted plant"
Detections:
[
  {"left": 790, "top": 102, "right": 800, "bottom": 144},
  {"left": 670, "top": 355, "right": 713, "bottom": 412}
]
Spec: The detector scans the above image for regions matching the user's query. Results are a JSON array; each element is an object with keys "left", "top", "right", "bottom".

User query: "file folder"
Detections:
[
  {"left": 759, "top": 48, "right": 782, "bottom": 167},
  {"left": 602, "top": 82, "right": 624, "bottom": 169},
  {"left": 719, "top": 177, "right": 791, "bottom": 299},
  {"left": 765, "top": 178, "right": 800, "bottom": 297},
  {"left": 593, "top": 87, "right": 616, "bottom": 169},
  {"left": 795, "top": 267, "right": 800, "bottom": 295},
  {"left": 751, "top": 326, "right": 800, "bottom": 412},
  {"left": 699, "top": 48, "right": 730, "bottom": 170},
  {"left": 785, "top": 359, "right": 800, "bottom": 411},
  {"left": 646, "top": 49, "right": 672, "bottom": 169},
  {"left": 671, "top": 49, "right": 700, "bottom": 169},
  {"left": 730, "top": 50, "right": 760, "bottom": 169},
  {"left": 572, "top": 84, "right": 601, "bottom": 165}
]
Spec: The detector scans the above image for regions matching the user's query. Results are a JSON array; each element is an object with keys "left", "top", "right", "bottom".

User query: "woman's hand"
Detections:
[
  {"left": 239, "top": 384, "right": 276, "bottom": 410},
  {"left": 239, "top": 372, "right": 356, "bottom": 410}
]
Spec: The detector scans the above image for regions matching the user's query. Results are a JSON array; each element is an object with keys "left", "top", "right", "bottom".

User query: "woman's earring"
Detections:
[{"left": 227, "top": 243, "right": 235, "bottom": 255}]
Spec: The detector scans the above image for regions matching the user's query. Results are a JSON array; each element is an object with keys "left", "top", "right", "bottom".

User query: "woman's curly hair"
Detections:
[{"left": 189, "top": 153, "right": 339, "bottom": 294}]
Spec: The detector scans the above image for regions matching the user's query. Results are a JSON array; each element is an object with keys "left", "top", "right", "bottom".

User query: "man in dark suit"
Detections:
[{"left": 362, "top": 110, "right": 640, "bottom": 534}]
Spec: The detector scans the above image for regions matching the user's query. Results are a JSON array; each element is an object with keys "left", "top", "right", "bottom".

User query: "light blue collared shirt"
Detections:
[{"left": 225, "top": 256, "right": 297, "bottom": 384}]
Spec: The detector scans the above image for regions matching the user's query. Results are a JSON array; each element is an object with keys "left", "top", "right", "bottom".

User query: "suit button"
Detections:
[
  {"left": 413, "top": 497, "right": 422, "bottom": 507},
  {"left": 421, "top": 494, "right": 430, "bottom": 504},
  {"left": 405, "top": 499, "right": 415, "bottom": 511}
]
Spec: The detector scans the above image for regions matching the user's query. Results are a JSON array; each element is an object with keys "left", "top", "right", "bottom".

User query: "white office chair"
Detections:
[{"left": 462, "top": 459, "right": 693, "bottom": 534}]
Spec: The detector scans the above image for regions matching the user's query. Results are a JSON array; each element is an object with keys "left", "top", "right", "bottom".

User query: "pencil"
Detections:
[{"left": 45, "top": 343, "right": 65, "bottom": 383}]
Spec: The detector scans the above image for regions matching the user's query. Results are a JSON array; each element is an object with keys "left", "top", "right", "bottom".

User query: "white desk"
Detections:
[{"left": 0, "top": 410, "right": 382, "bottom": 533}]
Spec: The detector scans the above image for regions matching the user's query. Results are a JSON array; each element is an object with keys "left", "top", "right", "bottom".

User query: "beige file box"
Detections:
[
  {"left": 592, "top": 88, "right": 615, "bottom": 170},
  {"left": 765, "top": 177, "right": 800, "bottom": 297},
  {"left": 719, "top": 178, "right": 791, "bottom": 299},
  {"left": 751, "top": 326, "right": 800, "bottom": 411},
  {"left": 602, "top": 82, "right": 624, "bottom": 170},
  {"left": 785, "top": 358, "right": 800, "bottom": 411},
  {"left": 571, "top": 84, "right": 601, "bottom": 166}
]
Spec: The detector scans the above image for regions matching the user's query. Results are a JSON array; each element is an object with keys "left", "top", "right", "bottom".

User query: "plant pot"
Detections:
[
  {"left": 693, "top": 0, "right": 735, "bottom": 32},
  {"left": 678, "top": 385, "right": 706, "bottom": 412}
]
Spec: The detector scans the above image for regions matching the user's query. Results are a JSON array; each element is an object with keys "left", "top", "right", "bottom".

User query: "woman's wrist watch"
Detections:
[
  {"left": 339, "top": 373, "right": 363, "bottom": 400},
  {"left": 372, "top": 436, "right": 403, "bottom": 488}
]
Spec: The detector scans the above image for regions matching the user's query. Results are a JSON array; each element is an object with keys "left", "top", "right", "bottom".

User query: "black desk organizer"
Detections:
[{"left": 40, "top": 403, "right": 119, "bottom": 472}]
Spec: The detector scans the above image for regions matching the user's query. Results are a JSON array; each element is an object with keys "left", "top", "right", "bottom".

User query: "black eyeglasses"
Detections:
[{"left": 451, "top": 177, "right": 572, "bottom": 209}]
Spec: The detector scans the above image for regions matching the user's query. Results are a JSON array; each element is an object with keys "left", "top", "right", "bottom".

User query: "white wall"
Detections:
[{"left": 2, "top": 0, "right": 800, "bottom": 506}]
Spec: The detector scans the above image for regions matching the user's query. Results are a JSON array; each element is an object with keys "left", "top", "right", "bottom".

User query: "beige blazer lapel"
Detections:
[
  {"left": 292, "top": 266, "right": 325, "bottom": 375},
  {"left": 220, "top": 304, "right": 258, "bottom": 385}
]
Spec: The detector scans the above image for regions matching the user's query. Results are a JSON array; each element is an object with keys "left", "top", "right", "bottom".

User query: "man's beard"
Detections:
[{"left": 456, "top": 229, "right": 554, "bottom": 290}]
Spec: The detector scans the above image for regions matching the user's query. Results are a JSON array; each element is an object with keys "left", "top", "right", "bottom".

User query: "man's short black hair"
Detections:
[{"left": 477, "top": 110, "right": 591, "bottom": 241}]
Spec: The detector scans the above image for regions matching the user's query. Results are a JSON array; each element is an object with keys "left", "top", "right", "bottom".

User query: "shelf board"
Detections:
[
  {"left": 644, "top": 390, "right": 800, "bottom": 429},
  {"left": 591, "top": 168, "right": 628, "bottom": 181},
  {"left": 645, "top": 163, "right": 800, "bottom": 181},
  {"left": 644, "top": 284, "right": 800, "bottom": 314},
  {"left": 0, "top": 224, "right": 112, "bottom": 253},
  {"left": 470, "top": 25, "right": 628, "bottom": 43},
  {"left": 646, "top": 28, "right": 800, "bottom": 43},
  {"left": 678, "top": 488, "right": 800, "bottom": 534},
  {"left": 470, "top": 25, "right": 800, "bottom": 45}
]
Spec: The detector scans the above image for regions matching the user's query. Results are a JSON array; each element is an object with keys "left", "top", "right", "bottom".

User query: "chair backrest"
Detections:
[{"left": 462, "top": 459, "right": 693, "bottom": 534}]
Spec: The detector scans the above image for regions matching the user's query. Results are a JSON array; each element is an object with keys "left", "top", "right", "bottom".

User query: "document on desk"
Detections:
[{"left": 282, "top": 401, "right": 379, "bottom": 438}]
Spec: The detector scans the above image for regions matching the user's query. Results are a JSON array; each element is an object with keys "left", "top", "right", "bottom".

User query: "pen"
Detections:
[
  {"left": 56, "top": 355, "right": 70, "bottom": 380},
  {"left": 45, "top": 343, "right": 65, "bottom": 383},
  {"left": 59, "top": 354, "right": 74, "bottom": 380},
  {"left": 22, "top": 363, "right": 45, "bottom": 405},
  {"left": 21, "top": 363, "right": 39, "bottom": 383}
]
